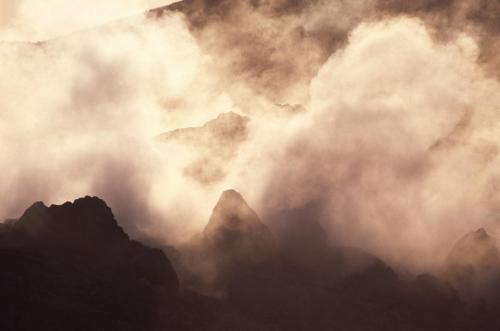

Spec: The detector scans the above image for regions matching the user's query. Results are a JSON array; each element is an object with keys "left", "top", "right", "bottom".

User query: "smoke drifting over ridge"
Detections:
[{"left": 1, "top": 0, "right": 500, "bottom": 273}]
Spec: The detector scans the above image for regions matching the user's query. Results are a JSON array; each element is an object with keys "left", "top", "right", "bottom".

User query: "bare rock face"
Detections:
[
  {"left": 159, "top": 112, "right": 249, "bottom": 185},
  {"left": 0, "top": 197, "right": 179, "bottom": 331},
  {"left": 271, "top": 201, "right": 390, "bottom": 285},
  {"left": 444, "top": 228, "right": 500, "bottom": 304},
  {"left": 203, "top": 190, "right": 277, "bottom": 271},
  {"left": 169, "top": 189, "right": 280, "bottom": 299},
  {"left": 413, "top": 274, "right": 461, "bottom": 309},
  {"left": 204, "top": 190, "right": 276, "bottom": 262},
  {"left": 14, "top": 197, "right": 128, "bottom": 247}
]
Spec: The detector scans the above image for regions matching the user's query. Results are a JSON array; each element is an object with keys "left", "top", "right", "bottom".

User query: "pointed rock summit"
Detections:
[
  {"left": 205, "top": 190, "right": 258, "bottom": 233},
  {"left": 204, "top": 190, "right": 277, "bottom": 264},
  {"left": 446, "top": 228, "right": 500, "bottom": 270},
  {"left": 445, "top": 228, "right": 500, "bottom": 302}
]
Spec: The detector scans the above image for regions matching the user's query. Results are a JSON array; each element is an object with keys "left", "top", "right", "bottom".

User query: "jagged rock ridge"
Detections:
[
  {"left": 0, "top": 196, "right": 179, "bottom": 331},
  {"left": 159, "top": 112, "right": 249, "bottom": 185},
  {"left": 444, "top": 228, "right": 500, "bottom": 304}
]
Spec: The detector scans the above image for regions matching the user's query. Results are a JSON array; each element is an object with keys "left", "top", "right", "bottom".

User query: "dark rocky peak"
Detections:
[
  {"left": 204, "top": 190, "right": 275, "bottom": 253},
  {"left": 170, "top": 190, "right": 278, "bottom": 296},
  {"left": 0, "top": 196, "right": 180, "bottom": 330},
  {"left": 14, "top": 196, "right": 128, "bottom": 246},
  {"left": 446, "top": 228, "right": 500, "bottom": 269},
  {"left": 444, "top": 228, "right": 500, "bottom": 303},
  {"left": 14, "top": 200, "right": 46, "bottom": 226},
  {"left": 205, "top": 189, "right": 254, "bottom": 232},
  {"left": 19, "top": 201, "right": 48, "bottom": 220},
  {"left": 203, "top": 189, "right": 277, "bottom": 264}
]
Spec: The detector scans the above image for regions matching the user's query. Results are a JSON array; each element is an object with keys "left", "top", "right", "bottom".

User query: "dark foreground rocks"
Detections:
[
  {"left": 1, "top": 194, "right": 500, "bottom": 330},
  {"left": 0, "top": 197, "right": 181, "bottom": 331}
]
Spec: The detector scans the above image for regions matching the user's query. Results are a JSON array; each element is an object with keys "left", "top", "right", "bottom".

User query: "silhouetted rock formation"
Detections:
[
  {"left": 413, "top": 274, "right": 461, "bottom": 309},
  {"left": 159, "top": 112, "right": 249, "bottom": 185},
  {"left": 203, "top": 189, "right": 277, "bottom": 265},
  {"left": 271, "top": 201, "right": 388, "bottom": 286},
  {"left": 0, "top": 197, "right": 180, "bottom": 331},
  {"left": 3, "top": 195, "right": 500, "bottom": 330},
  {"left": 196, "top": 189, "right": 278, "bottom": 296},
  {"left": 444, "top": 228, "right": 500, "bottom": 305},
  {"left": 170, "top": 190, "right": 500, "bottom": 330}
]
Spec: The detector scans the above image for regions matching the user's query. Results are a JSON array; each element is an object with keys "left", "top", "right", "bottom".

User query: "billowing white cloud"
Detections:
[{"left": 246, "top": 18, "right": 500, "bottom": 272}]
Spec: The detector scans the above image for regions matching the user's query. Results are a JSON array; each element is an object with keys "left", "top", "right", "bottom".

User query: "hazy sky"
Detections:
[{"left": 0, "top": 0, "right": 176, "bottom": 41}]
